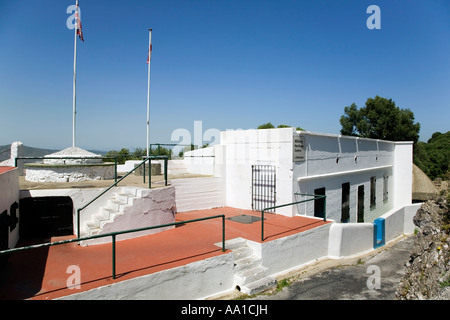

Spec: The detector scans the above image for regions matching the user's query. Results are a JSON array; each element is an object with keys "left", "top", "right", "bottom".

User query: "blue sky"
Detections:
[{"left": 1, "top": 0, "right": 449, "bottom": 151}]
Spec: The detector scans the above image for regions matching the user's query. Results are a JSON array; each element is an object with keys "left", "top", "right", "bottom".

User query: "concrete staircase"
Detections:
[
  {"left": 80, "top": 185, "right": 176, "bottom": 246},
  {"left": 225, "top": 238, "right": 277, "bottom": 295},
  {"left": 82, "top": 186, "right": 140, "bottom": 238}
]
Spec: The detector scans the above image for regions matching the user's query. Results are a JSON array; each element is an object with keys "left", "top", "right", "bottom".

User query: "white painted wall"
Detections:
[
  {"left": 293, "top": 132, "right": 398, "bottom": 222},
  {"left": 24, "top": 164, "right": 115, "bottom": 182},
  {"left": 171, "top": 128, "right": 413, "bottom": 224},
  {"left": 393, "top": 141, "right": 413, "bottom": 208},
  {"left": 259, "top": 222, "right": 332, "bottom": 276},
  {"left": 58, "top": 253, "right": 235, "bottom": 300},
  {"left": 381, "top": 203, "right": 422, "bottom": 243},
  {"left": 0, "top": 167, "right": 20, "bottom": 248},
  {"left": 328, "top": 223, "right": 374, "bottom": 258},
  {"left": 220, "top": 128, "right": 294, "bottom": 215}
]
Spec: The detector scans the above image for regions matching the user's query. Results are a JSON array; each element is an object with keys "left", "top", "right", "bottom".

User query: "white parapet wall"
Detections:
[
  {"left": 327, "top": 202, "right": 422, "bottom": 258},
  {"left": 24, "top": 163, "right": 115, "bottom": 182},
  {"left": 257, "top": 222, "right": 332, "bottom": 276},
  {"left": 381, "top": 203, "right": 422, "bottom": 243},
  {"left": 57, "top": 252, "right": 235, "bottom": 300},
  {"left": 328, "top": 222, "right": 375, "bottom": 258}
]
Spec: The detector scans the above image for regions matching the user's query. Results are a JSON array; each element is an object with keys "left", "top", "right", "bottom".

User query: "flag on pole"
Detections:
[
  {"left": 147, "top": 40, "right": 152, "bottom": 63},
  {"left": 75, "top": 2, "right": 84, "bottom": 41}
]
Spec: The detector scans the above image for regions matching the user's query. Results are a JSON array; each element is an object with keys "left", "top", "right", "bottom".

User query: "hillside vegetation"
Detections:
[{"left": 414, "top": 131, "right": 450, "bottom": 181}]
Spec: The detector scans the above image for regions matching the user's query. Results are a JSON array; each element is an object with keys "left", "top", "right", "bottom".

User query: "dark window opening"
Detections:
[
  {"left": 341, "top": 183, "right": 350, "bottom": 223},
  {"left": 358, "top": 185, "right": 365, "bottom": 223},
  {"left": 370, "top": 176, "right": 376, "bottom": 209}
]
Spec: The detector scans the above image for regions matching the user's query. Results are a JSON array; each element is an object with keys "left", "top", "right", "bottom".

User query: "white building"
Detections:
[{"left": 181, "top": 127, "right": 413, "bottom": 224}]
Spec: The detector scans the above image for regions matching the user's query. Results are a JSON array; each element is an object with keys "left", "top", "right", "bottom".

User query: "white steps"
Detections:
[
  {"left": 82, "top": 186, "right": 139, "bottom": 238},
  {"left": 222, "top": 238, "right": 277, "bottom": 295}
]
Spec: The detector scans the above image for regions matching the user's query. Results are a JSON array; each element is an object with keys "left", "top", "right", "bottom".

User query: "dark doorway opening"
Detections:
[
  {"left": 0, "top": 210, "right": 9, "bottom": 267},
  {"left": 19, "top": 196, "right": 74, "bottom": 238},
  {"left": 357, "top": 185, "right": 365, "bottom": 223},
  {"left": 314, "top": 187, "right": 326, "bottom": 219}
]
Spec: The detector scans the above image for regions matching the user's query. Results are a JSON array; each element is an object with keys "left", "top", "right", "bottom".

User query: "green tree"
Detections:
[
  {"left": 257, "top": 123, "right": 305, "bottom": 130},
  {"left": 132, "top": 147, "right": 146, "bottom": 159},
  {"left": 340, "top": 96, "right": 421, "bottom": 143},
  {"left": 105, "top": 148, "right": 130, "bottom": 164},
  {"left": 414, "top": 131, "right": 450, "bottom": 180},
  {"left": 257, "top": 122, "right": 275, "bottom": 129}
]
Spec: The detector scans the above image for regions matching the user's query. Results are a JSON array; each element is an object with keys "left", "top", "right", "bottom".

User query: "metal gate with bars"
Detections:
[{"left": 251, "top": 165, "right": 276, "bottom": 212}]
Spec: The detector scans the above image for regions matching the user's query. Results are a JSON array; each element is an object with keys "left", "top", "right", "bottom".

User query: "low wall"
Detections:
[
  {"left": 58, "top": 252, "right": 235, "bottom": 300},
  {"left": 24, "top": 163, "right": 115, "bottom": 182},
  {"left": 117, "top": 160, "right": 163, "bottom": 174},
  {"left": 382, "top": 203, "right": 422, "bottom": 243},
  {"left": 258, "top": 222, "right": 332, "bottom": 276},
  {"left": 327, "top": 203, "right": 422, "bottom": 258},
  {"left": 328, "top": 223, "right": 374, "bottom": 258}
]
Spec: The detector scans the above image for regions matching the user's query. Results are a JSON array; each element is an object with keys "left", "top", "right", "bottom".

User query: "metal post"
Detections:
[
  {"left": 261, "top": 209, "right": 265, "bottom": 242},
  {"left": 222, "top": 215, "right": 226, "bottom": 252},
  {"left": 143, "top": 157, "right": 146, "bottom": 184},
  {"left": 148, "top": 158, "right": 151, "bottom": 189},
  {"left": 164, "top": 158, "right": 168, "bottom": 186},
  {"left": 112, "top": 234, "right": 116, "bottom": 279},
  {"left": 114, "top": 157, "right": 117, "bottom": 183},
  {"left": 77, "top": 209, "right": 81, "bottom": 239}
]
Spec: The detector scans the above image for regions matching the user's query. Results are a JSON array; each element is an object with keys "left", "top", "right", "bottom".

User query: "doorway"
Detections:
[
  {"left": 0, "top": 210, "right": 9, "bottom": 267},
  {"left": 19, "top": 196, "right": 74, "bottom": 238},
  {"left": 251, "top": 165, "right": 276, "bottom": 212},
  {"left": 357, "top": 185, "right": 365, "bottom": 222},
  {"left": 314, "top": 187, "right": 326, "bottom": 219}
]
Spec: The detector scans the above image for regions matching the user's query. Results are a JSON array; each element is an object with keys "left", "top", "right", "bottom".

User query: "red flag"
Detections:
[
  {"left": 147, "top": 43, "right": 152, "bottom": 63},
  {"left": 75, "top": 2, "right": 84, "bottom": 41}
]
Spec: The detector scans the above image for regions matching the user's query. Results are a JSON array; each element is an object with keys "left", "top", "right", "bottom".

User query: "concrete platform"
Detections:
[{"left": 0, "top": 207, "right": 330, "bottom": 300}]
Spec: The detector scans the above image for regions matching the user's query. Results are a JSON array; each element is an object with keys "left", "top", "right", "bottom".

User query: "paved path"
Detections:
[{"left": 251, "top": 235, "right": 415, "bottom": 300}]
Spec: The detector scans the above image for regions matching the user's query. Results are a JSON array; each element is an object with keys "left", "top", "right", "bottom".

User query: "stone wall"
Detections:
[
  {"left": 24, "top": 163, "right": 115, "bottom": 182},
  {"left": 396, "top": 195, "right": 450, "bottom": 299}
]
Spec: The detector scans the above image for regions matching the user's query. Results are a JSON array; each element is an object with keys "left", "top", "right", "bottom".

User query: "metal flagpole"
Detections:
[
  {"left": 72, "top": 4, "right": 78, "bottom": 148},
  {"left": 146, "top": 28, "right": 152, "bottom": 157}
]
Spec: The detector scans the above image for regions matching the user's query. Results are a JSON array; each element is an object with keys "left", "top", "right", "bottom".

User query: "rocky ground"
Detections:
[{"left": 395, "top": 194, "right": 450, "bottom": 300}]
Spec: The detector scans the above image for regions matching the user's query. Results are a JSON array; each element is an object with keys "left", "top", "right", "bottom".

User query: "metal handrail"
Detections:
[
  {"left": 76, "top": 156, "right": 168, "bottom": 238},
  {"left": 261, "top": 193, "right": 327, "bottom": 241},
  {"left": 0, "top": 214, "right": 226, "bottom": 280}
]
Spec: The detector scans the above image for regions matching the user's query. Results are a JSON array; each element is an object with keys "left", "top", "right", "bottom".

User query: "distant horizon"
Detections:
[
  {"left": 1, "top": 1, "right": 449, "bottom": 151},
  {"left": 2, "top": 125, "right": 449, "bottom": 154}
]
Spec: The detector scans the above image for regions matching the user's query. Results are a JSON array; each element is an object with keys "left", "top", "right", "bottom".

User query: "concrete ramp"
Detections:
[{"left": 171, "top": 177, "right": 224, "bottom": 212}]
